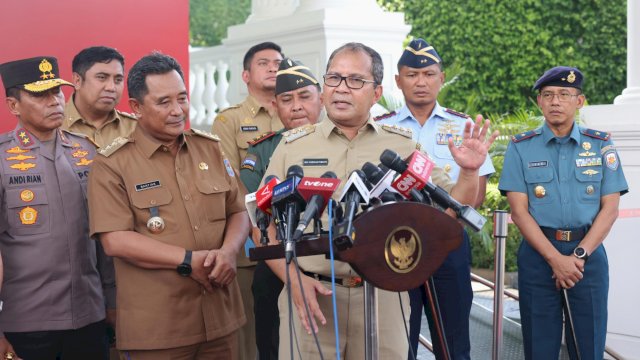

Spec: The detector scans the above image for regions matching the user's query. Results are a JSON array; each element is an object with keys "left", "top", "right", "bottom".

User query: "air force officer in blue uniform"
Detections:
[
  {"left": 376, "top": 38, "right": 495, "bottom": 360},
  {"left": 499, "top": 67, "right": 628, "bottom": 359}
]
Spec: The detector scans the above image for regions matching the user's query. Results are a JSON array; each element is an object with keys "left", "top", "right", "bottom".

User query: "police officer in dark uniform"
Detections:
[
  {"left": 499, "top": 67, "right": 628, "bottom": 359},
  {"left": 0, "top": 56, "right": 107, "bottom": 359},
  {"left": 240, "top": 58, "right": 322, "bottom": 360}
]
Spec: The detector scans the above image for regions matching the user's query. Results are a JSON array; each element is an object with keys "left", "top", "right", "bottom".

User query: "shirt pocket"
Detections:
[
  {"left": 574, "top": 166, "right": 602, "bottom": 204},
  {"left": 195, "top": 178, "right": 230, "bottom": 222},
  {"left": 129, "top": 187, "right": 173, "bottom": 228},
  {"left": 5, "top": 187, "right": 50, "bottom": 236},
  {"left": 524, "top": 167, "right": 555, "bottom": 204},
  {"left": 433, "top": 144, "right": 454, "bottom": 160}
]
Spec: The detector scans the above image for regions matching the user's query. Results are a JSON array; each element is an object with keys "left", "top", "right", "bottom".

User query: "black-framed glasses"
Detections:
[
  {"left": 323, "top": 74, "right": 377, "bottom": 89},
  {"left": 539, "top": 92, "right": 580, "bottom": 102}
]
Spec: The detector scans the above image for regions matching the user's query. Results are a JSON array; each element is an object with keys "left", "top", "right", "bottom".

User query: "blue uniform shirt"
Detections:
[
  {"left": 499, "top": 121, "right": 628, "bottom": 228},
  {"left": 376, "top": 103, "right": 495, "bottom": 181}
]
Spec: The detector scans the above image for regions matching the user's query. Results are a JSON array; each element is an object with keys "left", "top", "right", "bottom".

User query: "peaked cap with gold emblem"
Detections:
[
  {"left": 275, "top": 58, "right": 319, "bottom": 95},
  {"left": 398, "top": 38, "right": 442, "bottom": 69},
  {"left": 0, "top": 56, "right": 73, "bottom": 93},
  {"left": 533, "top": 66, "right": 583, "bottom": 90}
]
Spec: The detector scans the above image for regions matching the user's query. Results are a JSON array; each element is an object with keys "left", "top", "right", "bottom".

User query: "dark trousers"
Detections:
[
  {"left": 5, "top": 320, "right": 108, "bottom": 360},
  {"left": 408, "top": 231, "right": 472, "bottom": 360},
  {"left": 252, "top": 260, "right": 284, "bottom": 360}
]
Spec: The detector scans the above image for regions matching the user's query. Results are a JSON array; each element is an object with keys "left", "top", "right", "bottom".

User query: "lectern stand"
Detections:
[{"left": 250, "top": 202, "right": 463, "bottom": 360}]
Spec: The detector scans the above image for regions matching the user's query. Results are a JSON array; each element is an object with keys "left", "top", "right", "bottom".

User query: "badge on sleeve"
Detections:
[
  {"left": 605, "top": 151, "right": 619, "bottom": 170},
  {"left": 224, "top": 158, "right": 235, "bottom": 177},
  {"left": 241, "top": 154, "right": 257, "bottom": 171}
]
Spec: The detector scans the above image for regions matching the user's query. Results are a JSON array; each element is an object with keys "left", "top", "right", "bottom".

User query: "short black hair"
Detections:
[
  {"left": 243, "top": 42, "right": 283, "bottom": 71},
  {"left": 327, "top": 42, "right": 384, "bottom": 85},
  {"left": 72, "top": 46, "right": 124, "bottom": 79},
  {"left": 127, "top": 52, "right": 184, "bottom": 102},
  {"left": 5, "top": 86, "right": 21, "bottom": 100}
]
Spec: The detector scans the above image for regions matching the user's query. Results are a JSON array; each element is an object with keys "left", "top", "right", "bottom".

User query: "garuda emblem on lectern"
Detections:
[{"left": 385, "top": 226, "right": 422, "bottom": 274}]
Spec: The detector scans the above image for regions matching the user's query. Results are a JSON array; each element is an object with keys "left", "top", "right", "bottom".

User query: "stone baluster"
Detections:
[{"left": 203, "top": 62, "right": 217, "bottom": 126}]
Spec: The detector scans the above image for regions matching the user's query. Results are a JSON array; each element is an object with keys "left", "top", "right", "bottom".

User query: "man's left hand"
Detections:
[
  {"left": 449, "top": 115, "right": 499, "bottom": 170},
  {"left": 205, "top": 248, "right": 237, "bottom": 286}
]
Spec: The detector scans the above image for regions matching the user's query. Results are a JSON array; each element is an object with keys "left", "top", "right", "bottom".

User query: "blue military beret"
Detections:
[
  {"left": 398, "top": 38, "right": 442, "bottom": 69},
  {"left": 275, "top": 58, "right": 319, "bottom": 96},
  {"left": 533, "top": 66, "right": 583, "bottom": 91}
]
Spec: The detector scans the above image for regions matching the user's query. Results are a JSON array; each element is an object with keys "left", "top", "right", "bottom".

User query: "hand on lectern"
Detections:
[{"left": 288, "top": 272, "right": 333, "bottom": 334}]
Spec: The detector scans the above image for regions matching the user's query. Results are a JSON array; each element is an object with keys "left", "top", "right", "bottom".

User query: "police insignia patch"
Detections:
[
  {"left": 224, "top": 158, "right": 235, "bottom": 177},
  {"left": 19, "top": 206, "right": 38, "bottom": 225}
]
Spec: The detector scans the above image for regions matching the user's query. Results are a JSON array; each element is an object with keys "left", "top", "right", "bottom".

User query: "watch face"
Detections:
[
  {"left": 574, "top": 247, "right": 586, "bottom": 258},
  {"left": 177, "top": 264, "right": 192, "bottom": 277}
]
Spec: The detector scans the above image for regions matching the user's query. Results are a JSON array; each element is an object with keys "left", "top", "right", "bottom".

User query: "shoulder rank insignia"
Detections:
[
  {"left": 380, "top": 124, "right": 413, "bottom": 139},
  {"left": 98, "top": 136, "right": 131, "bottom": 157},
  {"left": 444, "top": 108, "right": 471, "bottom": 119},
  {"left": 373, "top": 111, "right": 396, "bottom": 121},
  {"left": 116, "top": 109, "right": 137, "bottom": 119},
  {"left": 512, "top": 129, "right": 540, "bottom": 143},
  {"left": 60, "top": 129, "right": 98, "bottom": 148},
  {"left": 191, "top": 128, "right": 220, "bottom": 141},
  {"left": 248, "top": 131, "right": 276, "bottom": 146},
  {"left": 284, "top": 125, "right": 315, "bottom": 143},
  {"left": 580, "top": 128, "right": 610, "bottom": 141}
]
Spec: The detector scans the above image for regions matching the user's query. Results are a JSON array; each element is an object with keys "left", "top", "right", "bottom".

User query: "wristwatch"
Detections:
[
  {"left": 573, "top": 246, "right": 589, "bottom": 262},
  {"left": 177, "top": 250, "right": 193, "bottom": 277}
]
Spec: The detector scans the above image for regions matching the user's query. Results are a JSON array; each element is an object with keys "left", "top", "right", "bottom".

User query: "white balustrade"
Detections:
[{"left": 188, "top": 46, "right": 232, "bottom": 129}]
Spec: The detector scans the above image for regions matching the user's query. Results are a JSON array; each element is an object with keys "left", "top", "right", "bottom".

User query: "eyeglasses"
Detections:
[
  {"left": 323, "top": 74, "right": 377, "bottom": 89},
  {"left": 539, "top": 92, "right": 580, "bottom": 102}
]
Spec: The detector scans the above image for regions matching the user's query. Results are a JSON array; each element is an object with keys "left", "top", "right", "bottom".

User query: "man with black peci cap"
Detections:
[
  {"left": 240, "top": 58, "right": 322, "bottom": 360},
  {"left": 376, "top": 38, "right": 495, "bottom": 360},
  {"left": 0, "top": 56, "right": 108, "bottom": 359},
  {"left": 499, "top": 66, "right": 628, "bottom": 359}
]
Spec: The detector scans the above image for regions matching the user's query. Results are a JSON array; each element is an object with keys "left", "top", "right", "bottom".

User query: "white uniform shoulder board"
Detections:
[
  {"left": 98, "top": 136, "right": 131, "bottom": 157},
  {"left": 380, "top": 124, "right": 413, "bottom": 139},
  {"left": 284, "top": 124, "right": 316, "bottom": 143},
  {"left": 191, "top": 128, "right": 220, "bottom": 141}
]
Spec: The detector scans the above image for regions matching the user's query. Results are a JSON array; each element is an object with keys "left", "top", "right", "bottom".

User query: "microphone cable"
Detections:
[
  {"left": 398, "top": 292, "right": 417, "bottom": 360},
  {"left": 328, "top": 199, "right": 341, "bottom": 360}
]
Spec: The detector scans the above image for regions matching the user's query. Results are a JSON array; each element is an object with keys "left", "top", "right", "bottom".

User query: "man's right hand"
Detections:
[
  {"left": 548, "top": 253, "right": 584, "bottom": 289},
  {"left": 287, "top": 272, "right": 332, "bottom": 335},
  {"left": 190, "top": 250, "right": 214, "bottom": 292},
  {"left": 0, "top": 337, "right": 22, "bottom": 360}
]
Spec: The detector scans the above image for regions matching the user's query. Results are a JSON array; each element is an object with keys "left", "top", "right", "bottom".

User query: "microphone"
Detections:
[
  {"left": 271, "top": 165, "right": 306, "bottom": 263},
  {"left": 362, "top": 162, "right": 425, "bottom": 203},
  {"left": 256, "top": 175, "right": 279, "bottom": 245},
  {"left": 380, "top": 149, "right": 487, "bottom": 231},
  {"left": 293, "top": 171, "right": 340, "bottom": 240},
  {"left": 334, "top": 170, "right": 370, "bottom": 250}
]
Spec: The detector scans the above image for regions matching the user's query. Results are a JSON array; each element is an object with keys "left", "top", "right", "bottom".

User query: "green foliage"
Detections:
[
  {"left": 190, "top": 0, "right": 251, "bottom": 46},
  {"left": 379, "top": 0, "right": 626, "bottom": 113}
]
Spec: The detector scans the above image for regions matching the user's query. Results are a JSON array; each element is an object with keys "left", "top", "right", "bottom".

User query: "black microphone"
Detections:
[
  {"left": 293, "top": 171, "right": 340, "bottom": 241},
  {"left": 271, "top": 165, "right": 306, "bottom": 263}
]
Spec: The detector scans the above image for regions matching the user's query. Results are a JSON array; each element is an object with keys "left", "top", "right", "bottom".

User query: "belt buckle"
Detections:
[
  {"left": 556, "top": 230, "right": 571, "bottom": 241},
  {"left": 343, "top": 276, "right": 363, "bottom": 288}
]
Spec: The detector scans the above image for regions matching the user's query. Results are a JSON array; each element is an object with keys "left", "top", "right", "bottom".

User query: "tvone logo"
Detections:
[
  {"left": 396, "top": 174, "right": 416, "bottom": 192},
  {"left": 303, "top": 180, "right": 334, "bottom": 188}
]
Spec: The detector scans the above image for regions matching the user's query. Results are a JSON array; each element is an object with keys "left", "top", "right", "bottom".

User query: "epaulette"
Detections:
[
  {"left": 444, "top": 108, "right": 471, "bottom": 119},
  {"left": 0, "top": 132, "right": 13, "bottom": 145},
  {"left": 116, "top": 109, "right": 137, "bottom": 119},
  {"left": 283, "top": 124, "right": 315, "bottom": 143},
  {"left": 248, "top": 131, "right": 276, "bottom": 146},
  {"left": 217, "top": 104, "right": 241, "bottom": 114},
  {"left": 191, "top": 128, "right": 220, "bottom": 141},
  {"left": 60, "top": 129, "right": 99, "bottom": 148},
  {"left": 580, "top": 128, "right": 610, "bottom": 141},
  {"left": 511, "top": 129, "right": 540, "bottom": 143},
  {"left": 373, "top": 111, "right": 396, "bottom": 121},
  {"left": 380, "top": 124, "right": 413, "bottom": 139},
  {"left": 97, "top": 136, "right": 131, "bottom": 157}
]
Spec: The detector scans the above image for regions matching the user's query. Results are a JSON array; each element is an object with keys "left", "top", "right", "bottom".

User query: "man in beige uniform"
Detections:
[
  {"left": 63, "top": 46, "right": 136, "bottom": 147},
  {"left": 88, "top": 53, "right": 250, "bottom": 359},
  {"left": 212, "top": 41, "right": 284, "bottom": 360},
  {"left": 263, "top": 43, "right": 497, "bottom": 359}
]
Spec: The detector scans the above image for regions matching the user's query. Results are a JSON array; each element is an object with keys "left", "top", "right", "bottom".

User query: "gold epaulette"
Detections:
[
  {"left": 380, "top": 124, "right": 413, "bottom": 139},
  {"left": 191, "top": 128, "right": 220, "bottom": 141},
  {"left": 248, "top": 131, "right": 276, "bottom": 146},
  {"left": 116, "top": 109, "right": 137, "bottom": 119},
  {"left": 283, "top": 125, "right": 315, "bottom": 143},
  {"left": 97, "top": 136, "right": 131, "bottom": 157}
]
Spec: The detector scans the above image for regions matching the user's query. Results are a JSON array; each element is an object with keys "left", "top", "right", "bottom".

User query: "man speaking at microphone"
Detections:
[
  {"left": 261, "top": 42, "right": 497, "bottom": 359},
  {"left": 240, "top": 58, "right": 322, "bottom": 360},
  {"left": 376, "top": 38, "right": 495, "bottom": 359}
]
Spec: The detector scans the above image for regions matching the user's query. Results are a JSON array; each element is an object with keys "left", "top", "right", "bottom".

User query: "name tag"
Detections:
[
  {"left": 135, "top": 180, "right": 162, "bottom": 191},
  {"left": 241, "top": 126, "right": 258, "bottom": 132},
  {"left": 528, "top": 161, "right": 548, "bottom": 168},
  {"left": 303, "top": 158, "right": 328, "bottom": 166}
]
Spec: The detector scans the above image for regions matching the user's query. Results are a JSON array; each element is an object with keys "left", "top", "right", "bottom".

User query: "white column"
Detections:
[
  {"left": 245, "top": 0, "right": 297, "bottom": 23},
  {"left": 296, "top": 0, "right": 380, "bottom": 13},
  {"left": 614, "top": 0, "right": 640, "bottom": 104}
]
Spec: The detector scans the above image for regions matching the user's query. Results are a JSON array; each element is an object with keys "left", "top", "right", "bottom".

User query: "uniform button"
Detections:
[
  {"left": 213, "top": 186, "right": 218, "bottom": 191},
  {"left": 163, "top": 147, "right": 168, "bottom": 152},
  {"left": 194, "top": 225, "right": 199, "bottom": 231},
  {"left": 150, "top": 200, "right": 157, "bottom": 205},
  {"left": 184, "top": 195, "right": 190, "bottom": 201}
]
